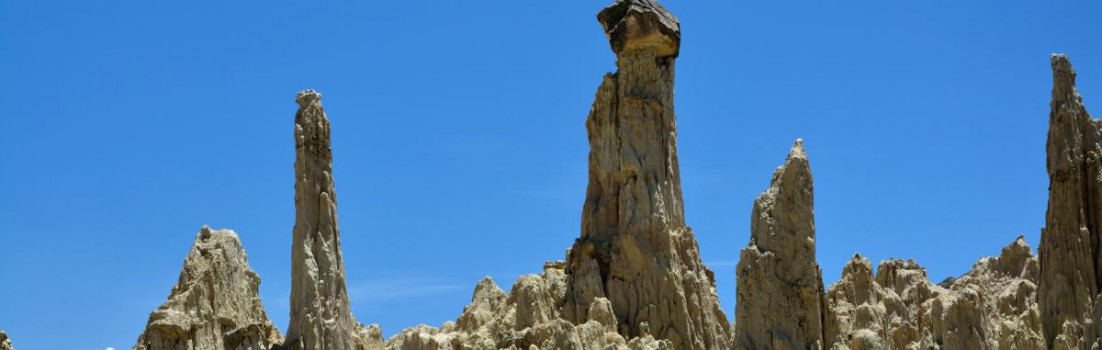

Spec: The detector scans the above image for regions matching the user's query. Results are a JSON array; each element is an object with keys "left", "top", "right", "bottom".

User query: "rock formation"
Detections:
[
  {"left": 1040, "top": 53, "right": 1102, "bottom": 350},
  {"left": 821, "top": 235, "right": 1044, "bottom": 350},
  {"left": 113, "top": 3, "right": 1102, "bottom": 349},
  {"left": 132, "top": 226, "right": 283, "bottom": 350},
  {"left": 1, "top": 331, "right": 12, "bottom": 350},
  {"left": 562, "top": 1, "right": 731, "bottom": 349},
  {"left": 287, "top": 90, "right": 381, "bottom": 350},
  {"left": 734, "top": 140, "right": 825, "bottom": 350},
  {"left": 385, "top": 262, "right": 672, "bottom": 350}
]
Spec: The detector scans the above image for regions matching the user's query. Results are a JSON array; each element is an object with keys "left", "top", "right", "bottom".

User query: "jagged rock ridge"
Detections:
[{"left": 132, "top": 226, "right": 283, "bottom": 350}]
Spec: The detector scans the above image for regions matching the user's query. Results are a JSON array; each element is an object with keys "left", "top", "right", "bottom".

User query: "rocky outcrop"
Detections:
[
  {"left": 385, "top": 262, "right": 669, "bottom": 350},
  {"left": 287, "top": 89, "right": 379, "bottom": 350},
  {"left": 734, "top": 139, "right": 825, "bottom": 350},
  {"left": 132, "top": 226, "right": 283, "bottom": 350},
  {"left": 1040, "top": 53, "right": 1102, "bottom": 350},
  {"left": 562, "top": 1, "right": 730, "bottom": 349},
  {"left": 1, "top": 331, "right": 12, "bottom": 350},
  {"left": 822, "top": 236, "right": 1043, "bottom": 350}
]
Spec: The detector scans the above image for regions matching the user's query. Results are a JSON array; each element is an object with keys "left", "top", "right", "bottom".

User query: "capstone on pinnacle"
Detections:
[{"left": 597, "top": 0, "right": 680, "bottom": 58}]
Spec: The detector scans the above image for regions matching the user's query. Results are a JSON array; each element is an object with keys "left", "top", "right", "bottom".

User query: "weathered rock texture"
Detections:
[
  {"left": 822, "top": 236, "right": 1043, "bottom": 350},
  {"left": 386, "top": 262, "right": 672, "bottom": 350},
  {"left": 287, "top": 90, "right": 380, "bottom": 350},
  {"left": 735, "top": 140, "right": 825, "bottom": 350},
  {"left": 1, "top": 331, "right": 12, "bottom": 350},
  {"left": 1040, "top": 54, "right": 1102, "bottom": 350},
  {"left": 562, "top": 1, "right": 731, "bottom": 349},
  {"left": 132, "top": 226, "right": 283, "bottom": 350}
]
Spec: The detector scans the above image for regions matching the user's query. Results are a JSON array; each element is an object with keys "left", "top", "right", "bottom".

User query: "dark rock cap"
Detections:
[{"left": 597, "top": 0, "right": 681, "bottom": 58}]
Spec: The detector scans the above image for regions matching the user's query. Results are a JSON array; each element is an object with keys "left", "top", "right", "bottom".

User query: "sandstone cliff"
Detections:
[
  {"left": 735, "top": 140, "right": 825, "bottom": 350},
  {"left": 132, "top": 226, "right": 283, "bottom": 350},
  {"left": 1040, "top": 54, "right": 1102, "bottom": 350}
]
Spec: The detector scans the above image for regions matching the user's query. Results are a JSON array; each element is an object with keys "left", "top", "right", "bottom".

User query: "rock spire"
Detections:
[
  {"left": 562, "top": 1, "right": 731, "bottom": 349},
  {"left": 1040, "top": 53, "right": 1102, "bottom": 349},
  {"left": 286, "top": 90, "right": 377, "bottom": 350},
  {"left": 132, "top": 227, "right": 283, "bottom": 350},
  {"left": 734, "top": 140, "right": 825, "bottom": 350}
]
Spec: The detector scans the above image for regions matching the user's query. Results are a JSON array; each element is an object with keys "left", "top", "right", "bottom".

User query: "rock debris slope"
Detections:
[
  {"left": 1040, "top": 54, "right": 1102, "bottom": 350},
  {"left": 563, "top": 0, "right": 731, "bottom": 349},
  {"left": 132, "top": 226, "right": 283, "bottom": 350},
  {"left": 287, "top": 90, "right": 383, "bottom": 350},
  {"left": 735, "top": 140, "right": 825, "bottom": 350}
]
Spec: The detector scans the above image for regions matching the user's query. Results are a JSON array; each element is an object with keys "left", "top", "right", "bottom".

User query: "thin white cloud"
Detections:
[{"left": 347, "top": 277, "right": 467, "bottom": 303}]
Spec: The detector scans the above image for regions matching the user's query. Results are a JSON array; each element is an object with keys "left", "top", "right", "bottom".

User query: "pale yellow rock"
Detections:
[
  {"left": 562, "top": 1, "right": 730, "bottom": 349},
  {"left": 286, "top": 89, "right": 375, "bottom": 350},
  {"left": 1040, "top": 53, "right": 1102, "bottom": 350},
  {"left": 132, "top": 226, "right": 283, "bottom": 350},
  {"left": 735, "top": 140, "right": 825, "bottom": 350}
]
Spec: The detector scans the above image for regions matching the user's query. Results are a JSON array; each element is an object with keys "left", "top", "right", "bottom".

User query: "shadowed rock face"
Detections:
[
  {"left": 561, "top": 1, "right": 730, "bottom": 349},
  {"left": 287, "top": 90, "right": 383, "bottom": 350},
  {"left": 132, "top": 227, "right": 283, "bottom": 350},
  {"left": 735, "top": 140, "right": 825, "bottom": 350},
  {"left": 1040, "top": 54, "right": 1102, "bottom": 350}
]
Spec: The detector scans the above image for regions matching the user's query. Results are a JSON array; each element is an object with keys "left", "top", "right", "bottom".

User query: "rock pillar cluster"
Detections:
[
  {"left": 562, "top": 1, "right": 731, "bottom": 349},
  {"left": 1040, "top": 54, "right": 1102, "bottom": 350},
  {"left": 734, "top": 140, "right": 825, "bottom": 350}
]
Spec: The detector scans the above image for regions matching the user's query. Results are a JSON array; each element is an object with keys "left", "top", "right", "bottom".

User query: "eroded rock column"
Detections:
[
  {"left": 1040, "top": 54, "right": 1102, "bottom": 349},
  {"left": 734, "top": 140, "right": 825, "bottom": 350},
  {"left": 563, "top": 1, "right": 731, "bottom": 349},
  {"left": 286, "top": 90, "right": 358, "bottom": 350}
]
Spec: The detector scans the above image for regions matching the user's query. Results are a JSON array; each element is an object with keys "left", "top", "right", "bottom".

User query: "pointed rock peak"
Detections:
[
  {"left": 788, "top": 138, "right": 807, "bottom": 160},
  {"left": 296, "top": 89, "right": 322, "bottom": 107},
  {"left": 993, "top": 234, "right": 1037, "bottom": 278},
  {"left": 133, "top": 227, "right": 283, "bottom": 350},
  {"left": 1051, "top": 54, "right": 1075, "bottom": 89},
  {"left": 472, "top": 276, "right": 505, "bottom": 298},
  {"left": 768, "top": 139, "right": 812, "bottom": 188},
  {"left": 598, "top": 0, "right": 680, "bottom": 58}
]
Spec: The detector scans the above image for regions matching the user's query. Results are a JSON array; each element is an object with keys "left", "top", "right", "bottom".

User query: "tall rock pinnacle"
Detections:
[
  {"left": 1040, "top": 54, "right": 1102, "bottom": 349},
  {"left": 286, "top": 90, "right": 359, "bottom": 350},
  {"left": 562, "top": 1, "right": 731, "bottom": 349},
  {"left": 735, "top": 140, "right": 825, "bottom": 350}
]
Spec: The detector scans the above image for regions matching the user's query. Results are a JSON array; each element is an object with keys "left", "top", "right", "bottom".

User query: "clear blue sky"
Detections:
[{"left": 1, "top": 1, "right": 1100, "bottom": 349}]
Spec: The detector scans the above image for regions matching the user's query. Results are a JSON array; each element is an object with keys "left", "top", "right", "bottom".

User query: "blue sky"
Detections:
[{"left": 1, "top": 1, "right": 1100, "bottom": 349}]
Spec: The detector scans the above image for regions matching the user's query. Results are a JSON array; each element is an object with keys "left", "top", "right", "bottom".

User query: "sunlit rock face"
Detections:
[
  {"left": 286, "top": 90, "right": 382, "bottom": 350},
  {"left": 1040, "top": 54, "right": 1102, "bottom": 350},
  {"left": 562, "top": 1, "right": 731, "bottom": 349},
  {"left": 132, "top": 227, "right": 284, "bottom": 350},
  {"left": 735, "top": 140, "right": 825, "bottom": 350}
]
